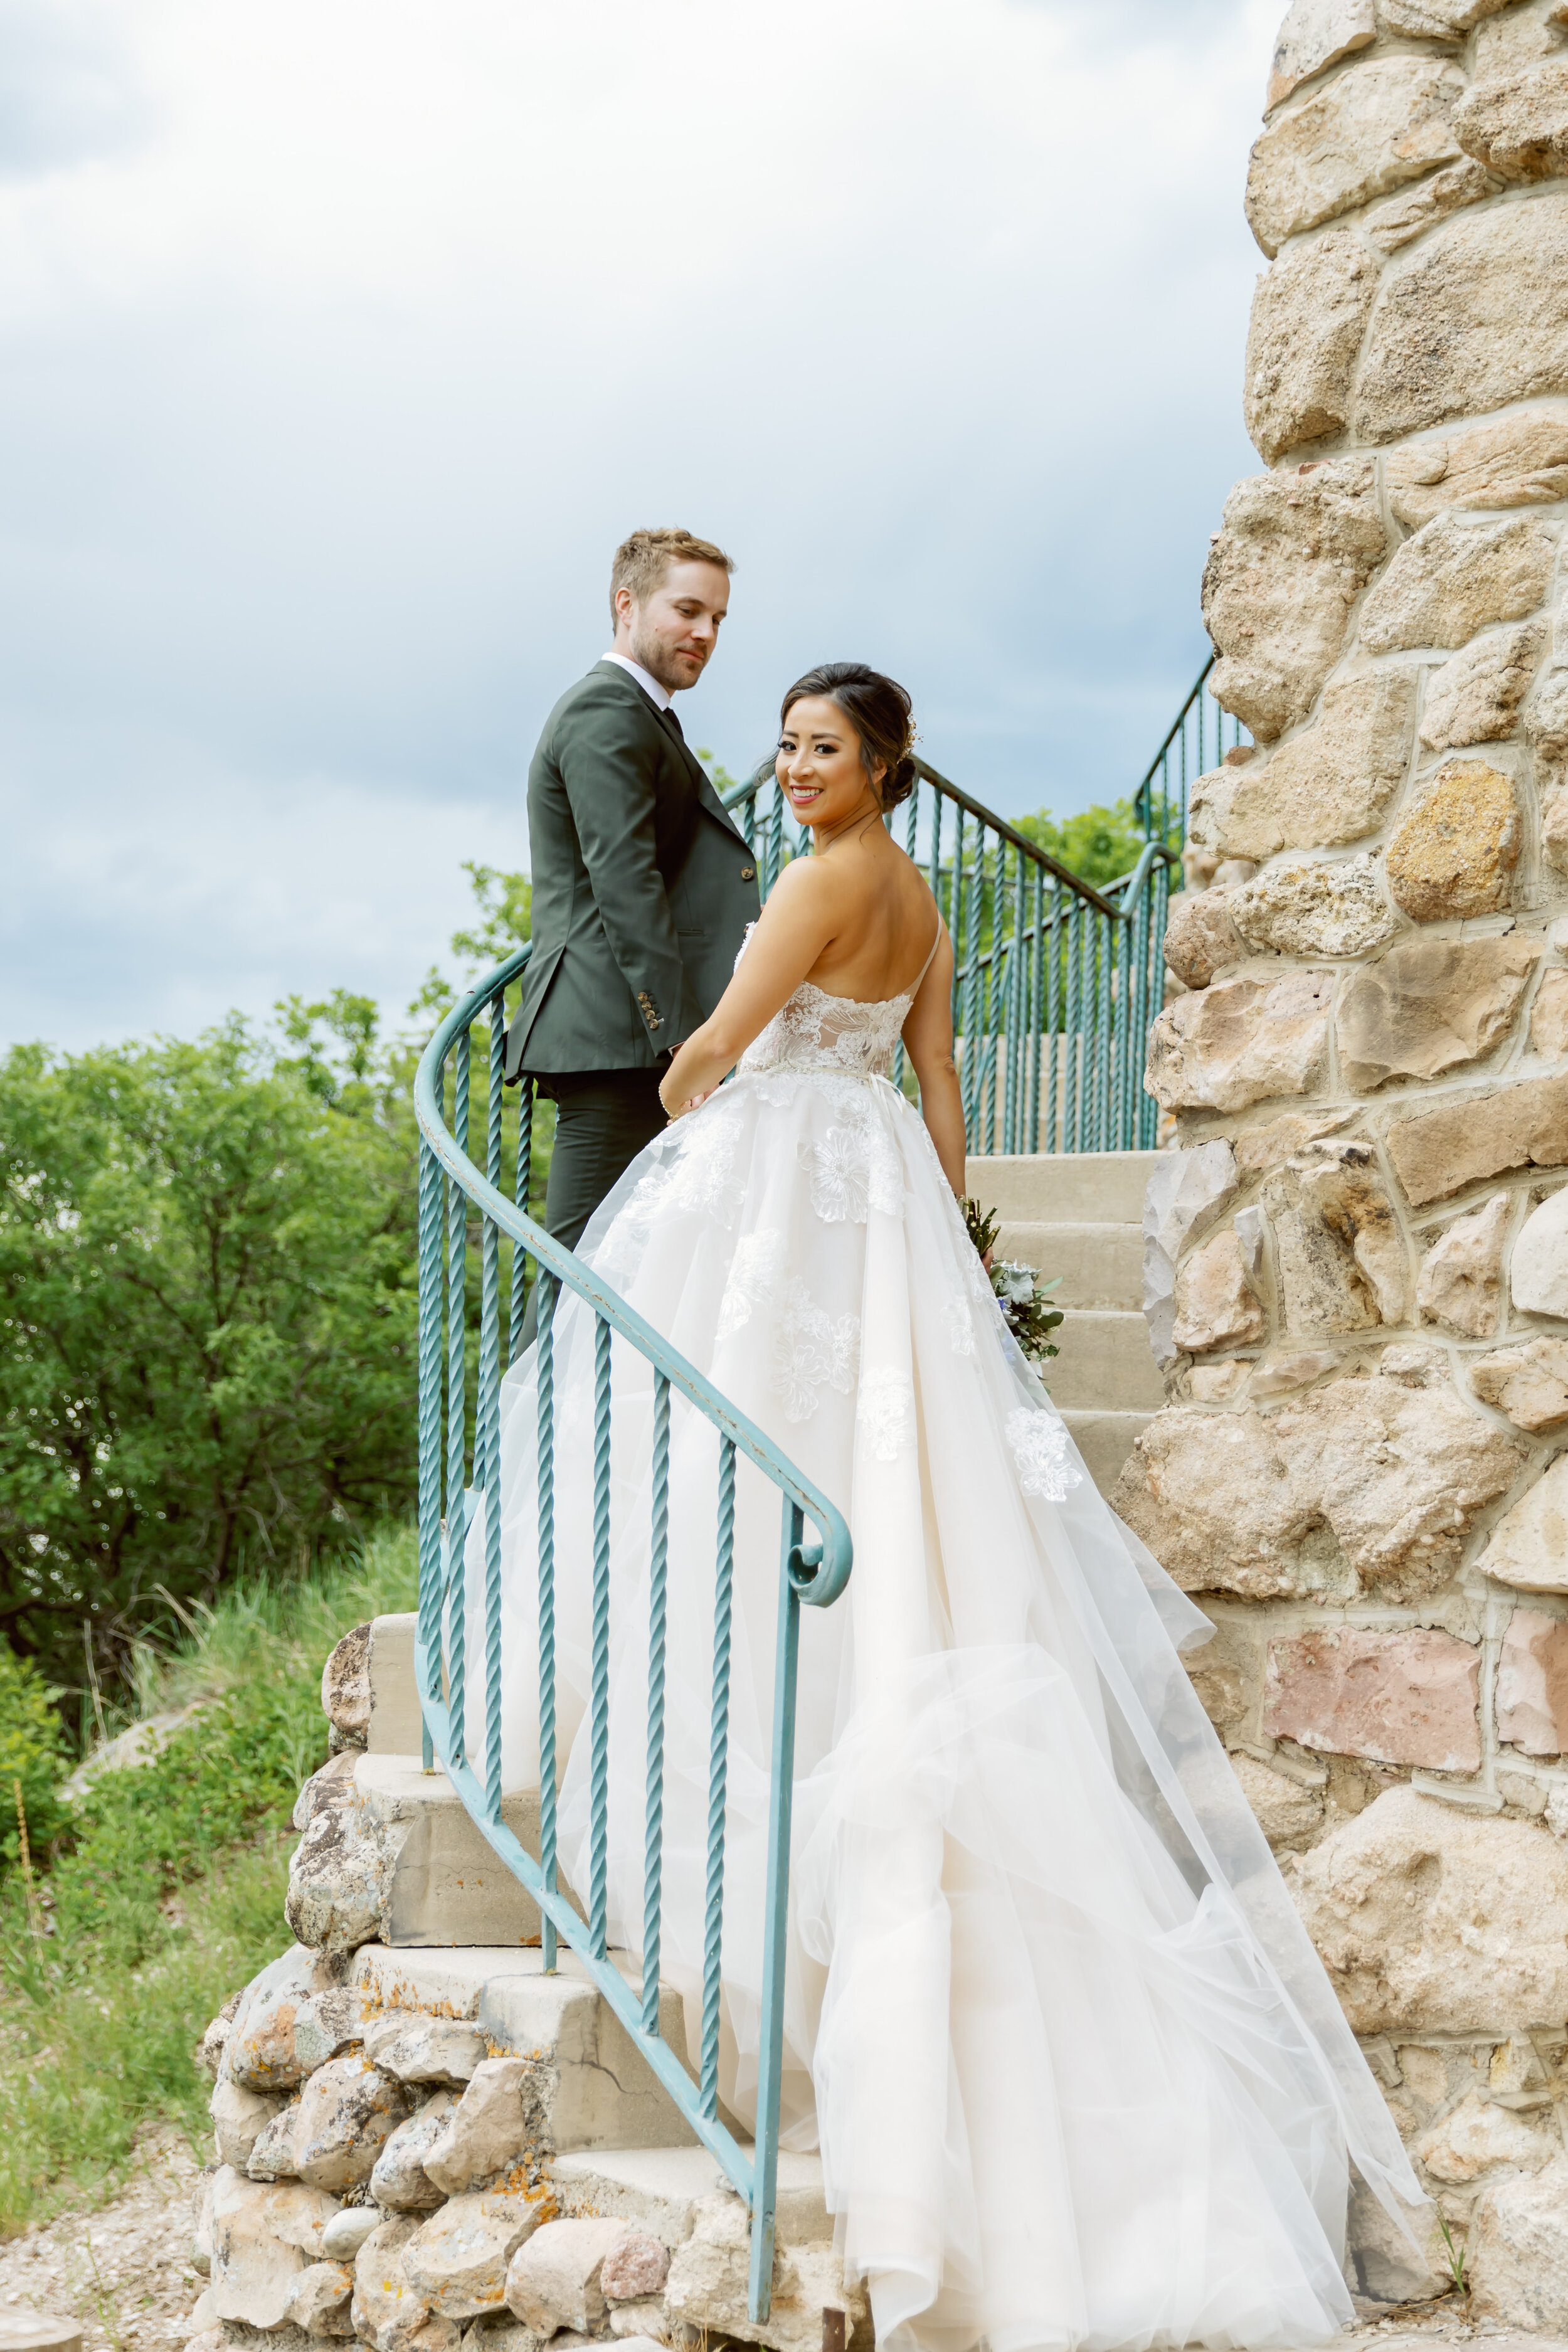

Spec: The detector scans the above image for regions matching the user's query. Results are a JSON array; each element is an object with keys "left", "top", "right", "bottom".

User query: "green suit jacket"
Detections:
[{"left": 506, "top": 662, "right": 761, "bottom": 1076}]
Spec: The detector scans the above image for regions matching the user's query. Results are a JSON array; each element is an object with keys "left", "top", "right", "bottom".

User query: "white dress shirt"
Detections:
[{"left": 602, "top": 650, "right": 674, "bottom": 712}]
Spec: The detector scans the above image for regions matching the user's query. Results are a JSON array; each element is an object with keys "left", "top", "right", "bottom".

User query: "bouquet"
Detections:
[{"left": 962, "top": 1199, "right": 1064, "bottom": 1366}]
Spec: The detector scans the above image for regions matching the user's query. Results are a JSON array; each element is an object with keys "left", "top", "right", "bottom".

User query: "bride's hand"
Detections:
[{"left": 663, "top": 1089, "right": 711, "bottom": 1122}]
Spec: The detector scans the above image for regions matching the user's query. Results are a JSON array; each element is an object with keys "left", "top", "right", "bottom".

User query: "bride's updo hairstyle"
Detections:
[{"left": 780, "top": 663, "right": 918, "bottom": 810}]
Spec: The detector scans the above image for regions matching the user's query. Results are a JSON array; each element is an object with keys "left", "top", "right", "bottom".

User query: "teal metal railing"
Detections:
[
  {"left": 413, "top": 949, "right": 852, "bottom": 2323},
  {"left": 1132, "top": 650, "right": 1248, "bottom": 851},
  {"left": 724, "top": 757, "right": 1183, "bottom": 1152}
]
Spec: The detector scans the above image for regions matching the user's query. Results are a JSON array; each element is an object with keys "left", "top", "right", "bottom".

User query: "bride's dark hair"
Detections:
[{"left": 780, "top": 663, "right": 917, "bottom": 810}]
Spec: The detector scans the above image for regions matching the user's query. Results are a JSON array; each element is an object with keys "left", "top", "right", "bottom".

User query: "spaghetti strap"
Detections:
[{"left": 908, "top": 917, "right": 943, "bottom": 996}]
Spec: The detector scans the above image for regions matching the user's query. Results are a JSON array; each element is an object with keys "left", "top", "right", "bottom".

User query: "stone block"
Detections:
[
  {"left": 425, "top": 2061, "right": 532, "bottom": 2196},
  {"left": 1193, "top": 674, "right": 1414, "bottom": 861},
  {"left": 1528, "top": 668, "right": 1568, "bottom": 790},
  {"left": 1457, "top": 59, "right": 1568, "bottom": 180},
  {"left": 213, "top": 2080, "right": 285, "bottom": 2172},
  {"left": 1415, "top": 2087, "right": 1556, "bottom": 2181},
  {"left": 1266, "top": 0, "right": 1375, "bottom": 113},
  {"left": 1483, "top": 1453, "right": 1568, "bottom": 1592},
  {"left": 1416, "top": 1192, "right": 1512, "bottom": 1338},
  {"left": 1346, "top": 2175, "right": 1453, "bottom": 2304},
  {"left": 1534, "top": 971, "right": 1568, "bottom": 1062},
  {"left": 1547, "top": 787, "right": 1568, "bottom": 874},
  {"left": 1469, "top": 2151, "right": 1568, "bottom": 2326},
  {"left": 371, "top": 2094, "right": 459, "bottom": 2212},
  {"left": 368, "top": 1614, "right": 424, "bottom": 1757},
  {"left": 1262, "top": 1625, "right": 1481, "bottom": 1769},
  {"left": 350, "top": 1756, "right": 571, "bottom": 1949},
  {"left": 1244, "top": 229, "right": 1383, "bottom": 466},
  {"left": 1338, "top": 936, "right": 1540, "bottom": 1092},
  {"left": 1140, "top": 1142, "right": 1241, "bottom": 1369},
  {"left": 1290, "top": 1783, "right": 1568, "bottom": 2032},
  {"left": 1200, "top": 464, "right": 1391, "bottom": 739},
  {"left": 1171, "top": 1229, "right": 1265, "bottom": 1354},
  {"left": 475, "top": 1974, "right": 697, "bottom": 2154},
  {"left": 600, "top": 2233, "right": 669, "bottom": 2302},
  {"left": 1470, "top": 1337, "right": 1568, "bottom": 1431},
  {"left": 1387, "top": 1072, "right": 1568, "bottom": 1204},
  {"left": 1113, "top": 1375, "right": 1523, "bottom": 1601},
  {"left": 1420, "top": 623, "right": 1545, "bottom": 751},
  {"left": 1388, "top": 409, "right": 1568, "bottom": 527},
  {"left": 1510, "top": 1181, "right": 1568, "bottom": 1314},
  {"left": 1249, "top": 1347, "right": 1339, "bottom": 1393},
  {"left": 1362, "top": 516, "right": 1555, "bottom": 659},
  {"left": 293, "top": 1752, "right": 359, "bottom": 1838},
  {"left": 1230, "top": 1751, "right": 1325, "bottom": 1850},
  {"left": 1380, "top": 0, "right": 1512, "bottom": 32},
  {"left": 210, "top": 2168, "right": 342, "bottom": 2332},
  {"left": 322, "top": 1625, "right": 371, "bottom": 1744},
  {"left": 286, "top": 2260, "right": 356, "bottom": 2336},
  {"left": 1229, "top": 854, "right": 1394, "bottom": 958},
  {"left": 353, "top": 2213, "right": 445, "bottom": 2352},
  {"left": 1162, "top": 888, "right": 1242, "bottom": 989},
  {"left": 1499, "top": 1607, "right": 1568, "bottom": 1754},
  {"left": 662, "top": 2197, "right": 866, "bottom": 2352},
  {"left": 223, "top": 1948, "right": 355, "bottom": 2094},
  {"left": 547, "top": 2143, "right": 829, "bottom": 2251},
  {"left": 1364, "top": 155, "right": 1499, "bottom": 253},
  {"left": 1233, "top": 1109, "right": 1357, "bottom": 1175},
  {"left": 1355, "top": 193, "right": 1568, "bottom": 443},
  {"left": 403, "top": 2193, "right": 545, "bottom": 2319},
  {"left": 1246, "top": 57, "right": 1463, "bottom": 257},
  {"left": 364, "top": 2018, "right": 487, "bottom": 2089},
  {"left": 294, "top": 2059, "right": 408, "bottom": 2193},
  {"left": 1266, "top": 1140, "right": 1409, "bottom": 1330},
  {"left": 247, "top": 2097, "right": 301, "bottom": 2183},
  {"left": 506, "top": 2219, "right": 630, "bottom": 2334},
  {"left": 1146, "top": 968, "right": 1332, "bottom": 1116},
  {"left": 1184, "top": 1608, "right": 1266, "bottom": 1739},
  {"left": 323, "top": 2208, "right": 383, "bottom": 2261}
]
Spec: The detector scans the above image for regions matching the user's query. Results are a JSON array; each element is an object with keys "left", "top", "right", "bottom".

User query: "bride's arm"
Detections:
[
  {"left": 659, "top": 861, "right": 839, "bottom": 1117},
  {"left": 901, "top": 930, "right": 967, "bottom": 1196}
]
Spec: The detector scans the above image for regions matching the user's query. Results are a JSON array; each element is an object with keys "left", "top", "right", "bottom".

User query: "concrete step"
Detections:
[
  {"left": 352, "top": 1939, "right": 703, "bottom": 2154},
  {"left": 994, "top": 1219, "right": 1142, "bottom": 1311},
  {"left": 1045, "top": 1309, "right": 1164, "bottom": 1413},
  {"left": 549, "top": 2141, "right": 831, "bottom": 2245},
  {"left": 967, "top": 1148, "right": 1168, "bottom": 1227},
  {"left": 1062, "top": 1409, "right": 1151, "bottom": 1498}
]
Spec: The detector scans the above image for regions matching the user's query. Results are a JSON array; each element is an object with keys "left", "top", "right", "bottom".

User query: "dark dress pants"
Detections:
[{"left": 519, "top": 1067, "right": 667, "bottom": 1344}]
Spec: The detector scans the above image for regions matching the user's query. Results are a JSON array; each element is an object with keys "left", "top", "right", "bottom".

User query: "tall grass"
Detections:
[{"left": 0, "top": 1525, "right": 418, "bottom": 2232}]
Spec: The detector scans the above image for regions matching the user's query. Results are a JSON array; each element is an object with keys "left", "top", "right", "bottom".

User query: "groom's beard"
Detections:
[{"left": 627, "top": 627, "right": 709, "bottom": 696}]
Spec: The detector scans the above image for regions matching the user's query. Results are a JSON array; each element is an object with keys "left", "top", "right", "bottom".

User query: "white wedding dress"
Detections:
[{"left": 464, "top": 936, "right": 1423, "bottom": 2352}]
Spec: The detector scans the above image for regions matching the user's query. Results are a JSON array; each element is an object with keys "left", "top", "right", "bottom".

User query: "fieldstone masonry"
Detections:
[{"left": 1120, "top": 0, "right": 1568, "bottom": 2314}]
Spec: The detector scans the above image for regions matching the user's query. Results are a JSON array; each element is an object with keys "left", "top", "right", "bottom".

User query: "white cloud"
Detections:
[{"left": 0, "top": 0, "right": 1279, "bottom": 1050}]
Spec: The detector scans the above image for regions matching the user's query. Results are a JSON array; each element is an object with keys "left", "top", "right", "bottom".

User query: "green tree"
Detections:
[
  {"left": 1015, "top": 798, "right": 1148, "bottom": 887},
  {"left": 0, "top": 1020, "right": 418, "bottom": 1702},
  {"left": 410, "top": 861, "right": 532, "bottom": 1025}
]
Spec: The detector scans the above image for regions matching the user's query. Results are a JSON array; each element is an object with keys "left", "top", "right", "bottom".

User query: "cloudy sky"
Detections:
[{"left": 0, "top": 0, "right": 1278, "bottom": 1052}]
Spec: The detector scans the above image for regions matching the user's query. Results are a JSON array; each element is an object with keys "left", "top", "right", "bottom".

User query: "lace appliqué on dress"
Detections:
[
  {"left": 857, "top": 1367, "right": 914, "bottom": 1462},
  {"left": 773, "top": 1279, "right": 861, "bottom": 1424},
  {"left": 1005, "top": 1408, "right": 1083, "bottom": 1503},
  {"left": 945, "top": 1296, "right": 977, "bottom": 1358},
  {"left": 718, "top": 1229, "right": 785, "bottom": 1338},
  {"left": 801, "top": 1112, "right": 904, "bottom": 1225}
]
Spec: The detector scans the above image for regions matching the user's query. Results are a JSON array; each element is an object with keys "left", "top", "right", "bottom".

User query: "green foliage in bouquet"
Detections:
[{"left": 962, "top": 1200, "right": 1064, "bottom": 1366}]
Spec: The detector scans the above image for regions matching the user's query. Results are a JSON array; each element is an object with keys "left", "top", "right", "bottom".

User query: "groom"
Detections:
[{"left": 504, "top": 527, "right": 760, "bottom": 1276}]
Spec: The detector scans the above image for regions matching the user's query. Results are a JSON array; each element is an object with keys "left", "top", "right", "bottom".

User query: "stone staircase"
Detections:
[{"left": 965, "top": 1148, "right": 1167, "bottom": 1497}]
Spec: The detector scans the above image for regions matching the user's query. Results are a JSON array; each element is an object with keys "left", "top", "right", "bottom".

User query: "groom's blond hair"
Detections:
[{"left": 610, "top": 527, "right": 734, "bottom": 623}]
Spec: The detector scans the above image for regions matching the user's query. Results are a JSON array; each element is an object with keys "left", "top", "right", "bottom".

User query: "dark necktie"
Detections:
[{"left": 661, "top": 702, "right": 684, "bottom": 741}]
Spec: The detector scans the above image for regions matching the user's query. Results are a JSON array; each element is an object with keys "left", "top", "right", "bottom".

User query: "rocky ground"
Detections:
[{"left": 0, "top": 2128, "right": 203, "bottom": 2352}]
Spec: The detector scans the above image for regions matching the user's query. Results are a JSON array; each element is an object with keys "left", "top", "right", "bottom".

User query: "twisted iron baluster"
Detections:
[
  {"left": 1028, "top": 863, "right": 1045, "bottom": 1155},
  {"left": 446, "top": 1029, "right": 470, "bottom": 1767},
  {"left": 416, "top": 1140, "right": 444, "bottom": 1772},
  {"left": 699, "top": 1437, "right": 736, "bottom": 2119},
  {"left": 509, "top": 1073, "right": 534, "bottom": 1356},
  {"left": 480, "top": 991, "right": 506, "bottom": 1820},
  {"left": 642, "top": 1370, "right": 670, "bottom": 2037},
  {"left": 588, "top": 1313, "right": 613, "bottom": 1960},
  {"left": 536, "top": 1268, "right": 558, "bottom": 1973}
]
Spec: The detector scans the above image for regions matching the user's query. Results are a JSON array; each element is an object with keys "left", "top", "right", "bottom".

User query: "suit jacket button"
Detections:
[{"left": 740, "top": 866, "right": 756, "bottom": 881}]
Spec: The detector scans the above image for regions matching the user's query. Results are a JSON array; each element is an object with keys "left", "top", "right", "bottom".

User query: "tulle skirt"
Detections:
[{"left": 462, "top": 1063, "right": 1422, "bottom": 2351}]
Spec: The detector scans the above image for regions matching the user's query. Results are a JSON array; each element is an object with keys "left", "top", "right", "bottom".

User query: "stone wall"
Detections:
[{"left": 1117, "top": 0, "right": 1568, "bottom": 2312}]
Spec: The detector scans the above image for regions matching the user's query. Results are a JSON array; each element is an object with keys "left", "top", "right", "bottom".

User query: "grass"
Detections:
[{"left": 0, "top": 1525, "right": 418, "bottom": 2233}]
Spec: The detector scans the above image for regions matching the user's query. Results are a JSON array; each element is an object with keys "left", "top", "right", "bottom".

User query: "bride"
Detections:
[{"left": 470, "top": 662, "right": 1424, "bottom": 2352}]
